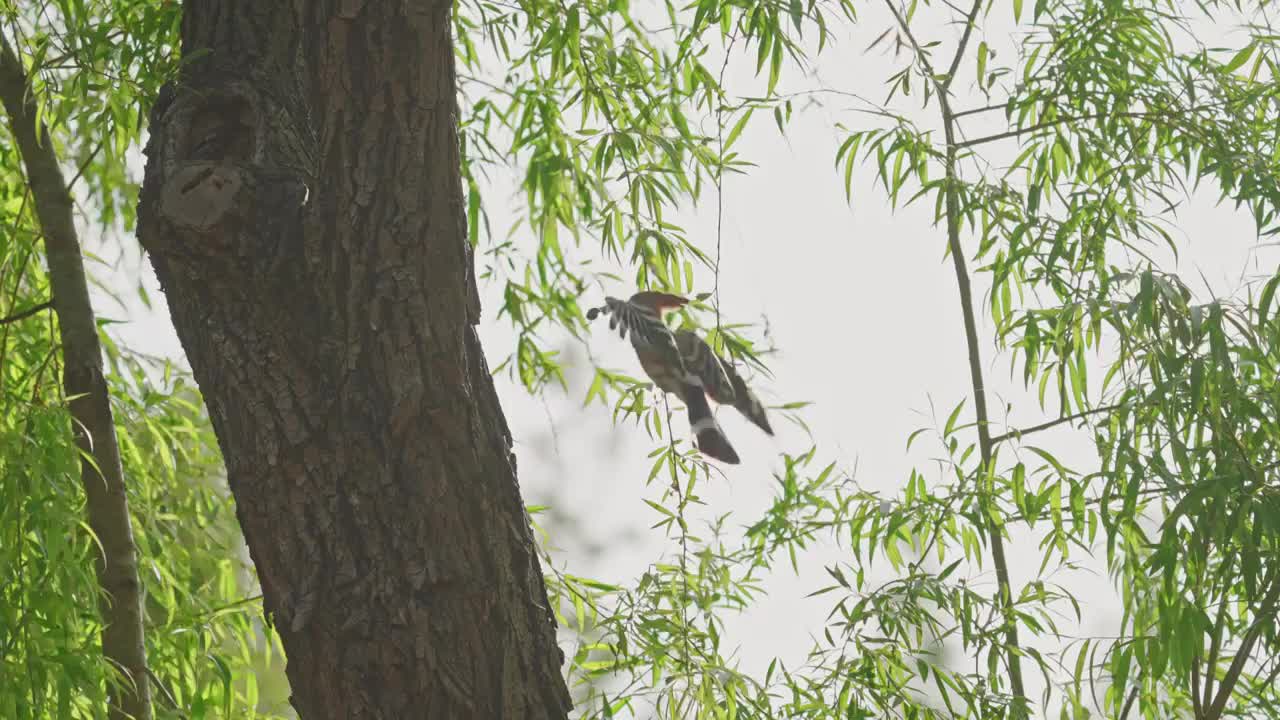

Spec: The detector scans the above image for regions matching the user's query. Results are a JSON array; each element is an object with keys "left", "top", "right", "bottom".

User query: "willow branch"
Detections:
[
  {"left": 942, "top": 0, "right": 985, "bottom": 89},
  {"left": 1203, "top": 588, "right": 1228, "bottom": 715},
  {"left": 953, "top": 101, "right": 1009, "bottom": 119},
  {"left": 990, "top": 403, "right": 1123, "bottom": 445},
  {"left": 955, "top": 104, "right": 1225, "bottom": 150},
  {"left": 0, "top": 299, "right": 52, "bottom": 325},
  {"left": 0, "top": 35, "right": 152, "bottom": 720},
  {"left": 1118, "top": 685, "right": 1140, "bottom": 720},
  {"left": 882, "top": 0, "right": 1027, "bottom": 710},
  {"left": 1205, "top": 575, "right": 1280, "bottom": 719},
  {"left": 1192, "top": 662, "right": 1205, "bottom": 719}
]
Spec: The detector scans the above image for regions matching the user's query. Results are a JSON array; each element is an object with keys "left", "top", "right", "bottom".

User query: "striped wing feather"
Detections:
[{"left": 675, "top": 329, "right": 772, "bottom": 436}]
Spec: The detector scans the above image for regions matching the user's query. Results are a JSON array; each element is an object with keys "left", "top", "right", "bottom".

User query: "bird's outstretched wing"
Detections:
[
  {"left": 674, "top": 330, "right": 773, "bottom": 436},
  {"left": 592, "top": 296, "right": 685, "bottom": 377},
  {"left": 673, "top": 330, "right": 734, "bottom": 402}
]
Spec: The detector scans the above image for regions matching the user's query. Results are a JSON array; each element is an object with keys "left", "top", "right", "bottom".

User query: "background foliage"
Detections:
[
  {"left": 0, "top": 2, "right": 286, "bottom": 717},
  {"left": 2, "top": 0, "right": 1279, "bottom": 718}
]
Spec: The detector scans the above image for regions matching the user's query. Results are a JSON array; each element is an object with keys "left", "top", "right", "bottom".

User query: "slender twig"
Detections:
[
  {"left": 955, "top": 104, "right": 1224, "bottom": 150},
  {"left": 881, "top": 0, "right": 1027, "bottom": 710},
  {"left": 1253, "top": 654, "right": 1280, "bottom": 703},
  {"left": 1203, "top": 623, "right": 1224, "bottom": 714},
  {"left": 144, "top": 668, "right": 184, "bottom": 716},
  {"left": 0, "top": 299, "right": 51, "bottom": 325},
  {"left": 713, "top": 33, "right": 739, "bottom": 340},
  {"left": 65, "top": 140, "right": 104, "bottom": 191},
  {"left": 1202, "top": 554, "right": 1233, "bottom": 717},
  {"left": 659, "top": 395, "right": 695, "bottom": 691},
  {"left": 942, "top": 0, "right": 986, "bottom": 90},
  {"left": 990, "top": 403, "right": 1123, "bottom": 445},
  {"left": 1205, "top": 575, "right": 1280, "bottom": 719},
  {"left": 1191, "top": 661, "right": 1205, "bottom": 719},
  {"left": 883, "top": 1, "right": 939, "bottom": 77},
  {"left": 953, "top": 101, "right": 1009, "bottom": 119},
  {"left": 1118, "top": 685, "right": 1140, "bottom": 720}
]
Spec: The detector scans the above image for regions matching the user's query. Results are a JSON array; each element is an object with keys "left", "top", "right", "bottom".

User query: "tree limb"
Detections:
[
  {"left": 0, "top": 299, "right": 51, "bottom": 325},
  {"left": 1192, "top": 661, "right": 1205, "bottom": 719},
  {"left": 1205, "top": 575, "right": 1280, "bottom": 719},
  {"left": 953, "top": 101, "right": 1008, "bottom": 119},
  {"left": 942, "top": 0, "right": 986, "bottom": 90},
  {"left": 1119, "top": 685, "right": 1140, "bottom": 720},
  {"left": 990, "top": 403, "right": 1123, "bottom": 445},
  {"left": 881, "top": 0, "right": 1027, "bottom": 711},
  {"left": 0, "top": 34, "right": 151, "bottom": 720},
  {"left": 955, "top": 104, "right": 1224, "bottom": 150}
]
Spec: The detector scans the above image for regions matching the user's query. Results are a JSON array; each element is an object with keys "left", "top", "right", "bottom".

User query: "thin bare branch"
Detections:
[
  {"left": 0, "top": 299, "right": 51, "bottom": 325},
  {"left": 943, "top": 0, "right": 986, "bottom": 90},
  {"left": 991, "top": 404, "right": 1123, "bottom": 445},
  {"left": 1205, "top": 576, "right": 1280, "bottom": 719},
  {"left": 1119, "top": 686, "right": 1140, "bottom": 720},
  {"left": 955, "top": 104, "right": 1225, "bottom": 150},
  {"left": 881, "top": 0, "right": 1027, "bottom": 710},
  {"left": 953, "top": 101, "right": 1009, "bottom": 119}
]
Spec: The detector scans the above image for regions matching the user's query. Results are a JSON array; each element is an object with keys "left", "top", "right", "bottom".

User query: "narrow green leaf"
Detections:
[
  {"left": 725, "top": 108, "right": 754, "bottom": 151},
  {"left": 1223, "top": 42, "right": 1256, "bottom": 73},
  {"left": 976, "top": 42, "right": 989, "bottom": 88}
]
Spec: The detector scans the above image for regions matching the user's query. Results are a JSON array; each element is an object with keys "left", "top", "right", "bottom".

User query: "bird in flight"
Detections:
[{"left": 587, "top": 291, "right": 773, "bottom": 464}]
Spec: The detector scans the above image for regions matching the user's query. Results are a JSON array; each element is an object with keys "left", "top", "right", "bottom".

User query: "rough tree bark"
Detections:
[
  {"left": 0, "top": 36, "right": 152, "bottom": 720},
  {"left": 135, "top": 3, "right": 572, "bottom": 718}
]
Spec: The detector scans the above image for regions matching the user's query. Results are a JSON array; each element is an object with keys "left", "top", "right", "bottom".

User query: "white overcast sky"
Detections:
[{"left": 85, "top": 2, "right": 1278, "bottom": 715}]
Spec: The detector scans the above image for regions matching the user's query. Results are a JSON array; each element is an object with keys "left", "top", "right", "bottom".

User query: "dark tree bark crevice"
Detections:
[{"left": 137, "top": 3, "right": 571, "bottom": 718}]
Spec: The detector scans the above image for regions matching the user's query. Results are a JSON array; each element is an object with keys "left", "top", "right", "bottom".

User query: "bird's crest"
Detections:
[{"left": 629, "top": 291, "right": 690, "bottom": 313}]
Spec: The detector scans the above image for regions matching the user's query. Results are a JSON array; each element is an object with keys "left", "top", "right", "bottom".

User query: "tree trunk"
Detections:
[
  {"left": 135, "top": 3, "right": 572, "bottom": 718},
  {"left": 0, "top": 36, "right": 152, "bottom": 720}
]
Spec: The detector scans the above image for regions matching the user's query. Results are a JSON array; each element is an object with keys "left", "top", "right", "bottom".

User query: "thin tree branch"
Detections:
[
  {"left": 1192, "top": 661, "right": 1205, "bottom": 719},
  {"left": 1203, "top": 558, "right": 1232, "bottom": 717},
  {"left": 1118, "top": 685, "right": 1140, "bottom": 720},
  {"left": 0, "top": 299, "right": 51, "bottom": 325},
  {"left": 144, "top": 668, "right": 182, "bottom": 715},
  {"left": 1253, "top": 654, "right": 1280, "bottom": 702},
  {"left": 953, "top": 101, "right": 1008, "bottom": 119},
  {"left": 990, "top": 403, "right": 1123, "bottom": 445},
  {"left": 955, "top": 104, "right": 1223, "bottom": 150},
  {"left": 882, "top": 0, "right": 1027, "bottom": 711},
  {"left": 943, "top": 0, "right": 986, "bottom": 90},
  {"left": 1205, "top": 575, "right": 1280, "bottom": 719},
  {"left": 883, "top": 0, "right": 940, "bottom": 78},
  {"left": 956, "top": 115, "right": 1109, "bottom": 150},
  {"left": 0, "top": 34, "right": 152, "bottom": 720},
  {"left": 66, "top": 140, "right": 104, "bottom": 191}
]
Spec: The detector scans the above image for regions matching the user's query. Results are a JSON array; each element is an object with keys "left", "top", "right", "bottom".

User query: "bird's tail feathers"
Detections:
[{"left": 684, "top": 383, "right": 740, "bottom": 464}]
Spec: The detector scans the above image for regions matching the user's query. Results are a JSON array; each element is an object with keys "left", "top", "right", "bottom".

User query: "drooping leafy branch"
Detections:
[{"left": 471, "top": 0, "right": 1280, "bottom": 718}]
